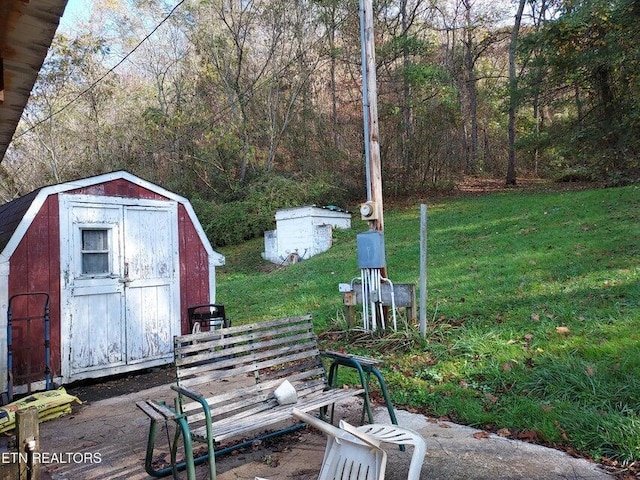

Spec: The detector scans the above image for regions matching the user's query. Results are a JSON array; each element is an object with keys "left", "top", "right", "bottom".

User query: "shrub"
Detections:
[{"left": 193, "top": 173, "right": 351, "bottom": 247}]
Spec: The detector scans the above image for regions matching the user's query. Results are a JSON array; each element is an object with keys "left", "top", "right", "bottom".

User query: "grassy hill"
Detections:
[{"left": 216, "top": 185, "right": 640, "bottom": 465}]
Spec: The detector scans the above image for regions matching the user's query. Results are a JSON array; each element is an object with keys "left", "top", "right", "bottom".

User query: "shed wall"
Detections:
[
  {"left": 8, "top": 195, "right": 61, "bottom": 382},
  {"left": 178, "top": 203, "right": 211, "bottom": 334}
]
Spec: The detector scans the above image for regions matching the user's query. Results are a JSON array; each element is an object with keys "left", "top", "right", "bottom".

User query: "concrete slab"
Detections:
[{"left": 34, "top": 383, "right": 611, "bottom": 480}]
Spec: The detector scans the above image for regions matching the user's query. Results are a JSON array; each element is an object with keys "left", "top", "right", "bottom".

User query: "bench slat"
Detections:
[
  {"left": 136, "top": 400, "right": 178, "bottom": 421},
  {"left": 178, "top": 348, "right": 322, "bottom": 388},
  {"left": 175, "top": 331, "right": 317, "bottom": 367},
  {"left": 181, "top": 368, "right": 327, "bottom": 414},
  {"left": 175, "top": 325, "right": 316, "bottom": 358},
  {"left": 174, "top": 315, "right": 313, "bottom": 345},
  {"left": 191, "top": 387, "right": 364, "bottom": 443},
  {"left": 182, "top": 379, "right": 329, "bottom": 424},
  {"left": 176, "top": 336, "right": 318, "bottom": 377}
]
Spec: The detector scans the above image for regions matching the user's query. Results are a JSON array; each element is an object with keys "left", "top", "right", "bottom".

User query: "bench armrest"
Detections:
[
  {"left": 171, "top": 384, "right": 205, "bottom": 402},
  {"left": 321, "top": 350, "right": 383, "bottom": 368},
  {"left": 171, "top": 384, "right": 216, "bottom": 443}
]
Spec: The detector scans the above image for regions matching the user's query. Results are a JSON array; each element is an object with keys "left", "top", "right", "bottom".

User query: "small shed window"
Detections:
[{"left": 81, "top": 229, "right": 110, "bottom": 275}]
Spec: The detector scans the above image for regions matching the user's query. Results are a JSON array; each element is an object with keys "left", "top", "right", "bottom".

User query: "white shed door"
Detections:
[
  {"left": 123, "top": 206, "right": 175, "bottom": 363},
  {"left": 61, "top": 198, "right": 179, "bottom": 378}
]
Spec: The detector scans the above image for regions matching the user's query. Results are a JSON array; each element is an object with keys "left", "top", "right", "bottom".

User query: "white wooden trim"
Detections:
[
  {"left": 0, "top": 190, "right": 52, "bottom": 263},
  {"left": 208, "top": 258, "right": 217, "bottom": 303},
  {"left": 0, "top": 261, "right": 9, "bottom": 393},
  {"left": 183, "top": 199, "right": 225, "bottom": 266},
  {"left": 58, "top": 194, "right": 73, "bottom": 382}
]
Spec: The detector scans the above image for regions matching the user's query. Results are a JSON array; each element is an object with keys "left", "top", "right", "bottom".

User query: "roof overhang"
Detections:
[{"left": 0, "top": 0, "right": 68, "bottom": 161}]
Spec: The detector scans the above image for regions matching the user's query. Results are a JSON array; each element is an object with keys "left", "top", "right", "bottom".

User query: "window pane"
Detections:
[
  {"left": 82, "top": 230, "right": 108, "bottom": 250},
  {"left": 82, "top": 253, "right": 109, "bottom": 274},
  {"left": 81, "top": 229, "right": 110, "bottom": 275}
]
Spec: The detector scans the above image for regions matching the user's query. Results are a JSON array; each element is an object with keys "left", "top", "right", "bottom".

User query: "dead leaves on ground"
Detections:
[{"left": 472, "top": 427, "right": 543, "bottom": 443}]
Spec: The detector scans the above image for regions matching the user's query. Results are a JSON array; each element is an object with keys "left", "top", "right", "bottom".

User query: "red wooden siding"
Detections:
[
  {"left": 68, "top": 178, "right": 167, "bottom": 201},
  {"left": 8, "top": 195, "right": 61, "bottom": 385},
  {"left": 178, "top": 203, "right": 210, "bottom": 334}
]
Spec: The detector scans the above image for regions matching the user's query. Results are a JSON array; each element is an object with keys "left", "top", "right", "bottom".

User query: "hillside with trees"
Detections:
[{"left": 2, "top": 0, "right": 638, "bottom": 246}]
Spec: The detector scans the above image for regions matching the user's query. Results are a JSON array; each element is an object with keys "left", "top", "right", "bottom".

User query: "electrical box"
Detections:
[
  {"left": 356, "top": 231, "right": 386, "bottom": 268},
  {"left": 360, "top": 201, "right": 378, "bottom": 221}
]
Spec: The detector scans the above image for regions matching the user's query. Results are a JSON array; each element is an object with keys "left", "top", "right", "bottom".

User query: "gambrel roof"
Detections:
[{"left": 0, "top": 171, "right": 225, "bottom": 266}]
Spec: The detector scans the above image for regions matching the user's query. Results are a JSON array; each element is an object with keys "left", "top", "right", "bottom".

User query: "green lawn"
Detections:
[{"left": 216, "top": 185, "right": 640, "bottom": 464}]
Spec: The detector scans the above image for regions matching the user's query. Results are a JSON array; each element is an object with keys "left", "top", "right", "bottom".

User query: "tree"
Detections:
[
  {"left": 506, "top": 0, "right": 526, "bottom": 185},
  {"left": 522, "top": 0, "right": 640, "bottom": 181}
]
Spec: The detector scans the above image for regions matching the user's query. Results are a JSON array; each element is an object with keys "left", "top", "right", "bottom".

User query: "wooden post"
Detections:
[
  {"left": 16, "top": 407, "right": 39, "bottom": 480},
  {"left": 343, "top": 291, "right": 356, "bottom": 328},
  {"left": 360, "top": 0, "right": 384, "bottom": 232}
]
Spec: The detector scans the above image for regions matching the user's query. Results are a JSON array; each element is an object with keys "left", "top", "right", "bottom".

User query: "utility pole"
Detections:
[
  {"left": 359, "top": 0, "right": 384, "bottom": 232},
  {"left": 357, "top": 0, "right": 391, "bottom": 331}
]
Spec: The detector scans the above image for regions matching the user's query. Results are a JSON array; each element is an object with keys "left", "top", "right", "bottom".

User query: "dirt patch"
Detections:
[
  {"left": 65, "top": 366, "right": 175, "bottom": 403},
  {"left": 454, "top": 176, "right": 600, "bottom": 194}
]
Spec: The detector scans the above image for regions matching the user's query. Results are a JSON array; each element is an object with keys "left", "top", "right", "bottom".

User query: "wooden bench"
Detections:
[{"left": 138, "top": 314, "right": 366, "bottom": 479}]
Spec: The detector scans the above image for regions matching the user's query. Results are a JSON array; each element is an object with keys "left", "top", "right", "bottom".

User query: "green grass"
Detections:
[{"left": 216, "top": 185, "right": 640, "bottom": 464}]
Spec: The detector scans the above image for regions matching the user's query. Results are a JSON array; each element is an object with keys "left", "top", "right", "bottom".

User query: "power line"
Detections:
[
  {"left": 15, "top": 0, "right": 358, "bottom": 155},
  {"left": 14, "top": 0, "right": 187, "bottom": 140}
]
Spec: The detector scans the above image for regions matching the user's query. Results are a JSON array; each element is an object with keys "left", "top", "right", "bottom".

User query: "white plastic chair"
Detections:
[
  {"left": 342, "top": 423, "right": 427, "bottom": 480},
  {"left": 292, "top": 408, "right": 387, "bottom": 480}
]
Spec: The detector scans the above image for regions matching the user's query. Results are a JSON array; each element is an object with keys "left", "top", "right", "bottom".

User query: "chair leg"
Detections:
[
  {"left": 172, "top": 416, "right": 197, "bottom": 480},
  {"left": 141, "top": 415, "right": 199, "bottom": 480}
]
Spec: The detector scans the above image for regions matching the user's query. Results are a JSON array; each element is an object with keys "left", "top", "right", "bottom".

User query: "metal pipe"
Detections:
[
  {"left": 420, "top": 204, "right": 428, "bottom": 337},
  {"left": 369, "top": 269, "right": 377, "bottom": 331},
  {"left": 43, "top": 295, "right": 51, "bottom": 391},
  {"left": 381, "top": 276, "right": 397, "bottom": 331},
  {"left": 360, "top": 269, "right": 368, "bottom": 331},
  {"left": 7, "top": 302, "right": 12, "bottom": 402}
]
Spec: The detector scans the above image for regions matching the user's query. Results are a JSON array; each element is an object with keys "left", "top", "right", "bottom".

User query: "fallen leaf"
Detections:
[
  {"left": 585, "top": 365, "right": 595, "bottom": 377},
  {"left": 497, "top": 428, "right": 511, "bottom": 437},
  {"left": 524, "top": 333, "right": 534, "bottom": 343},
  {"left": 554, "top": 420, "right": 569, "bottom": 441},
  {"left": 501, "top": 362, "right": 512, "bottom": 372},
  {"left": 531, "top": 313, "right": 540, "bottom": 321},
  {"left": 473, "top": 431, "right": 491, "bottom": 439},
  {"left": 556, "top": 326, "right": 570, "bottom": 335},
  {"left": 516, "top": 430, "right": 538, "bottom": 441},
  {"left": 484, "top": 393, "right": 499, "bottom": 404}
]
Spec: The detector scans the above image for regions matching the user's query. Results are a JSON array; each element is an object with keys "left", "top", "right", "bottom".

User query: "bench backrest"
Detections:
[{"left": 173, "top": 315, "right": 327, "bottom": 429}]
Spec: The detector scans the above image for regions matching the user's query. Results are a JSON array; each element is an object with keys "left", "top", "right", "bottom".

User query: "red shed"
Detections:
[{"left": 0, "top": 171, "right": 224, "bottom": 395}]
